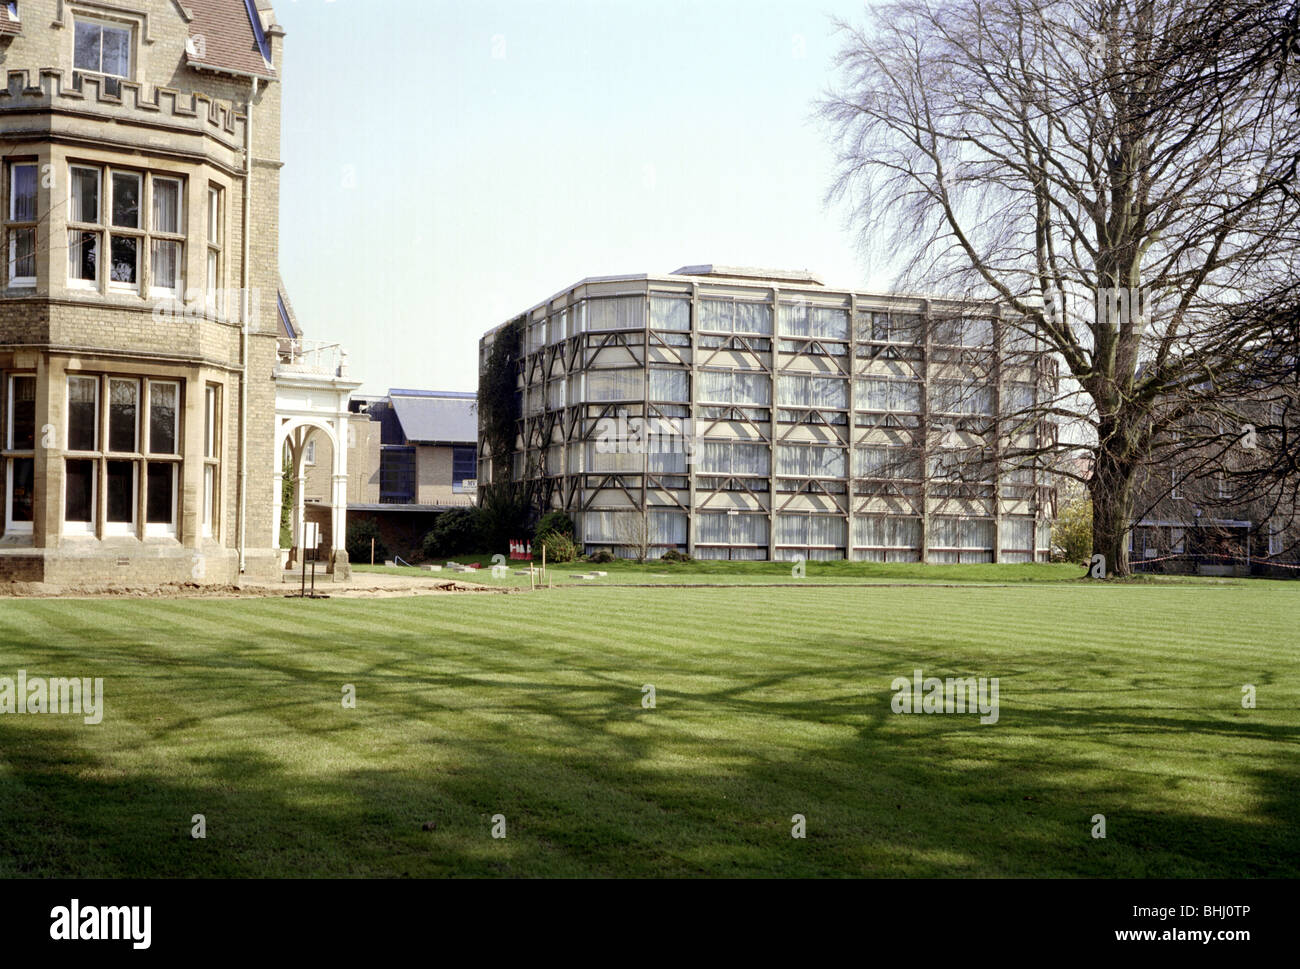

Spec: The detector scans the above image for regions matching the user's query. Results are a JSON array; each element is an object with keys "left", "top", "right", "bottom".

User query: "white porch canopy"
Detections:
[{"left": 274, "top": 340, "right": 362, "bottom": 574}]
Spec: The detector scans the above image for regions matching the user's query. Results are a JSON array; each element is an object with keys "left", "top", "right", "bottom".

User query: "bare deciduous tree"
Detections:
[
  {"left": 613, "top": 510, "right": 652, "bottom": 563},
  {"left": 822, "top": 0, "right": 1300, "bottom": 574}
]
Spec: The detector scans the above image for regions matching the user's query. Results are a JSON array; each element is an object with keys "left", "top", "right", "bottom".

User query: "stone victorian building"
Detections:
[{"left": 0, "top": 0, "right": 347, "bottom": 585}]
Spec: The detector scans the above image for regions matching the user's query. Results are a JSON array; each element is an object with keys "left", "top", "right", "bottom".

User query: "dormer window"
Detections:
[{"left": 73, "top": 17, "right": 132, "bottom": 97}]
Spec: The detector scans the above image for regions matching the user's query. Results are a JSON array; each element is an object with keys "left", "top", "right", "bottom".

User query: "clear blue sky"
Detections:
[{"left": 276, "top": 0, "right": 884, "bottom": 395}]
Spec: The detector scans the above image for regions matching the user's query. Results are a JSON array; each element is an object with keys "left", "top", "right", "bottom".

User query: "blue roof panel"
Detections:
[{"left": 388, "top": 392, "right": 478, "bottom": 444}]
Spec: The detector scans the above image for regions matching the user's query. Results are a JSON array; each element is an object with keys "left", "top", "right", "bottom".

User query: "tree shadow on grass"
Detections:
[{"left": 0, "top": 662, "right": 1296, "bottom": 877}]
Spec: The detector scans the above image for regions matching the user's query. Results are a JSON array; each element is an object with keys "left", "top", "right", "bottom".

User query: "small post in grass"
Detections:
[
  {"left": 370, "top": 537, "right": 375, "bottom": 566},
  {"left": 287, "top": 522, "right": 329, "bottom": 599}
]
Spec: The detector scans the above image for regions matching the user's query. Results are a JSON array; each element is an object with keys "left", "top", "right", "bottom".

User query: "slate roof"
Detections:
[
  {"left": 388, "top": 391, "right": 478, "bottom": 445},
  {"left": 185, "top": 0, "right": 276, "bottom": 79}
]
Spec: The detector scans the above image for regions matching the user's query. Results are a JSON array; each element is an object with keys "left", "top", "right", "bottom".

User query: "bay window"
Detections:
[
  {"left": 150, "top": 176, "right": 183, "bottom": 297},
  {"left": 4, "top": 374, "right": 35, "bottom": 533},
  {"left": 68, "top": 166, "right": 101, "bottom": 287},
  {"left": 61, "top": 374, "right": 181, "bottom": 537},
  {"left": 7, "top": 163, "right": 37, "bottom": 286},
  {"left": 109, "top": 170, "right": 141, "bottom": 289},
  {"left": 65, "top": 164, "right": 185, "bottom": 296},
  {"left": 206, "top": 186, "right": 223, "bottom": 314}
]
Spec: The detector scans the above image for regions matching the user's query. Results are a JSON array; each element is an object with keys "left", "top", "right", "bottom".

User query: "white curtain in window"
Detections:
[
  {"left": 12, "top": 165, "right": 37, "bottom": 221},
  {"left": 697, "top": 512, "right": 769, "bottom": 545},
  {"left": 698, "top": 441, "right": 770, "bottom": 475},
  {"left": 546, "top": 380, "right": 565, "bottom": 410},
  {"left": 775, "top": 445, "right": 845, "bottom": 477},
  {"left": 650, "top": 297, "right": 689, "bottom": 331},
  {"left": 778, "top": 375, "right": 847, "bottom": 409},
  {"left": 1005, "top": 382, "right": 1035, "bottom": 411},
  {"left": 698, "top": 370, "right": 770, "bottom": 405},
  {"left": 582, "top": 510, "right": 631, "bottom": 542},
  {"left": 930, "top": 381, "right": 994, "bottom": 416},
  {"left": 71, "top": 168, "right": 99, "bottom": 223},
  {"left": 853, "top": 516, "right": 921, "bottom": 548},
  {"left": 856, "top": 378, "right": 922, "bottom": 412},
  {"left": 700, "top": 299, "right": 774, "bottom": 334},
  {"left": 930, "top": 517, "right": 995, "bottom": 548},
  {"left": 649, "top": 368, "right": 689, "bottom": 402},
  {"left": 853, "top": 446, "right": 920, "bottom": 479},
  {"left": 699, "top": 299, "right": 733, "bottom": 332},
  {"left": 649, "top": 511, "right": 687, "bottom": 544},
  {"left": 152, "top": 179, "right": 180, "bottom": 233},
  {"left": 151, "top": 239, "right": 179, "bottom": 290},
  {"left": 999, "top": 518, "right": 1034, "bottom": 549},
  {"left": 776, "top": 514, "right": 846, "bottom": 546},
  {"left": 779, "top": 303, "right": 849, "bottom": 339},
  {"left": 525, "top": 385, "right": 544, "bottom": 415},
  {"left": 585, "top": 369, "right": 643, "bottom": 401},
  {"left": 585, "top": 444, "right": 642, "bottom": 473},
  {"left": 736, "top": 302, "right": 773, "bottom": 334},
  {"left": 586, "top": 296, "right": 645, "bottom": 330},
  {"left": 648, "top": 449, "right": 686, "bottom": 474}
]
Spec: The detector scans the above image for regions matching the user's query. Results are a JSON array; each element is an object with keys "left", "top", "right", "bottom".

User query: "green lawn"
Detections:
[
  {"left": 354, "top": 557, "right": 1244, "bottom": 588},
  {"left": 0, "top": 579, "right": 1296, "bottom": 877}
]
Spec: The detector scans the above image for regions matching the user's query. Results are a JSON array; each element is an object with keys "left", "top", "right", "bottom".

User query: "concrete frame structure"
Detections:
[{"left": 479, "top": 266, "right": 1058, "bottom": 562}]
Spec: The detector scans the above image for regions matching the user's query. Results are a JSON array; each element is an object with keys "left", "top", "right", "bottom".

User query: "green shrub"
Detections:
[
  {"left": 588, "top": 548, "right": 615, "bottom": 564},
  {"left": 346, "top": 518, "right": 387, "bottom": 565},
  {"left": 659, "top": 549, "right": 692, "bottom": 563},
  {"left": 475, "top": 485, "right": 530, "bottom": 556},
  {"left": 421, "top": 508, "right": 481, "bottom": 559},
  {"left": 536, "top": 530, "right": 579, "bottom": 563},
  {"left": 534, "top": 511, "right": 574, "bottom": 543},
  {"left": 279, "top": 473, "right": 294, "bottom": 549},
  {"left": 1052, "top": 496, "right": 1092, "bottom": 564}
]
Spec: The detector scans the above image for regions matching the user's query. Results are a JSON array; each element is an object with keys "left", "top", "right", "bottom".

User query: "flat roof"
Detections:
[
  {"left": 670, "top": 265, "right": 825, "bottom": 285},
  {"left": 482, "top": 269, "right": 986, "bottom": 339}
]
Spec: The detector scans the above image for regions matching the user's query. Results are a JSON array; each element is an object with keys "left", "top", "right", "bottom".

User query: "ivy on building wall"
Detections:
[{"left": 478, "top": 316, "right": 524, "bottom": 479}]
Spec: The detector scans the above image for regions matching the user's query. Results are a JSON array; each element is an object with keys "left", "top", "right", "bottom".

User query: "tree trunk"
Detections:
[{"left": 1088, "top": 447, "right": 1137, "bottom": 577}]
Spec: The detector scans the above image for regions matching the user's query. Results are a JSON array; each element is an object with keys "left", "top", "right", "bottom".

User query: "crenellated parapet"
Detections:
[{"left": 0, "top": 67, "right": 247, "bottom": 154}]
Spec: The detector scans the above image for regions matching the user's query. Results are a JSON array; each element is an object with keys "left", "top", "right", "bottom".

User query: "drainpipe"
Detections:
[{"left": 237, "top": 77, "right": 259, "bottom": 573}]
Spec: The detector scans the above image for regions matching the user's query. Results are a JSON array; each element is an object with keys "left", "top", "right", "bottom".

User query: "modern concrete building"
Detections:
[
  {"left": 0, "top": 0, "right": 354, "bottom": 584},
  {"left": 478, "top": 266, "right": 1058, "bottom": 562}
]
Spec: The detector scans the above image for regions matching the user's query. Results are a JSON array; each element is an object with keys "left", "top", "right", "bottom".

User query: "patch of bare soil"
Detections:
[{"left": 0, "top": 577, "right": 517, "bottom": 600}]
